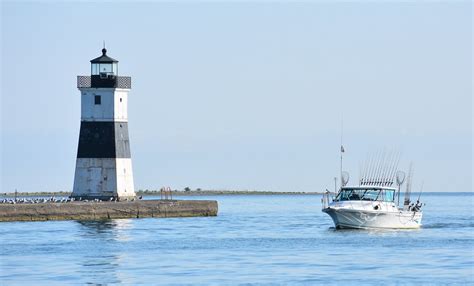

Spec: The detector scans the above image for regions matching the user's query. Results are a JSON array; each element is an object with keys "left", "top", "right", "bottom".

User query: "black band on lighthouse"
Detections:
[{"left": 77, "top": 121, "right": 131, "bottom": 158}]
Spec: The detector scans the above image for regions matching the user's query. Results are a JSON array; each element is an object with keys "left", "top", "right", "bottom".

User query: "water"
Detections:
[{"left": 0, "top": 193, "right": 473, "bottom": 285}]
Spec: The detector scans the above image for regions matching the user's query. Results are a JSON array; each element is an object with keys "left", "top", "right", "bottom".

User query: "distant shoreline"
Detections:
[
  {"left": 1, "top": 190, "right": 470, "bottom": 197},
  {"left": 0, "top": 190, "right": 324, "bottom": 197}
]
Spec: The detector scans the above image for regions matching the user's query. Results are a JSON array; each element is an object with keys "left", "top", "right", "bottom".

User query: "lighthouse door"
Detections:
[{"left": 88, "top": 167, "right": 103, "bottom": 195}]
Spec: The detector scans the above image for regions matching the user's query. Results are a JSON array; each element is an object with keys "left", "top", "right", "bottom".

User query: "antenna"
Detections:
[{"left": 103, "top": 40, "right": 106, "bottom": 49}]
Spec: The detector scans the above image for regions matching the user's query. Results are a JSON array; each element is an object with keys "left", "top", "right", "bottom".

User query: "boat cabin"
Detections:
[{"left": 335, "top": 187, "right": 395, "bottom": 202}]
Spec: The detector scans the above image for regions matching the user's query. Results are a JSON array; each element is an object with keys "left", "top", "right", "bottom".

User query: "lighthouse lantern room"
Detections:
[
  {"left": 72, "top": 47, "right": 135, "bottom": 200},
  {"left": 90, "top": 48, "right": 119, "bottom": 88}
]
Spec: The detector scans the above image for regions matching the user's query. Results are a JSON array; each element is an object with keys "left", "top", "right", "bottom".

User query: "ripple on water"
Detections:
[{"left": 0, "top": 193, "right": 473, "bottom": 284}]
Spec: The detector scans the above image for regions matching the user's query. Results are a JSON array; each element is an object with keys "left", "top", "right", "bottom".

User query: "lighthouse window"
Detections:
[
  {"left": 94, "top": 95, "right": 101, "bottom": 105},
  {"left": 120, "top": 98, "right": 122, "bottom": 102}
]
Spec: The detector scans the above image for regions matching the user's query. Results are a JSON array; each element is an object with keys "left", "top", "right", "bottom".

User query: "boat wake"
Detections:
[{"left": 422, "top": 222, "right": 474, "bottom": 229}]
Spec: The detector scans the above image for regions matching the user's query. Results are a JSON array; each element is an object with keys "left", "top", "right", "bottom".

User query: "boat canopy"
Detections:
[{"left": 336, "top": 187, "right": 395, "bottom": 202}]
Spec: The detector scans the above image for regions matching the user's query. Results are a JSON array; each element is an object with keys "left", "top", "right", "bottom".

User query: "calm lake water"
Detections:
[{"left": 0, "top": 193, "right": 473, "bottom": 285}]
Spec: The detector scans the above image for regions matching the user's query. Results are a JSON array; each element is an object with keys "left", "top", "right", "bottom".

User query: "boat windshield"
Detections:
[{"left": 336, "top": 188, "right": 395, "bottom": 202}]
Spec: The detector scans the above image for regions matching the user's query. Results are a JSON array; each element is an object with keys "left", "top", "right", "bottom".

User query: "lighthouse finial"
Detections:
[{"left": 102, "top": 41, "right": 107, "bottom": 55}]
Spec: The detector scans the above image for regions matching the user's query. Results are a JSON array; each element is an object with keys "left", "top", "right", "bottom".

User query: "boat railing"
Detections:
[{"left": 321, "top": 191, "right": 333, "bottom": 210}]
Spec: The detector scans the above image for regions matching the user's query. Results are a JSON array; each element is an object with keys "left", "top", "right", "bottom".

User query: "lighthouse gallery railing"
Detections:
[{"left": 77, "top": 76, "right": 132, "bottom": 89}]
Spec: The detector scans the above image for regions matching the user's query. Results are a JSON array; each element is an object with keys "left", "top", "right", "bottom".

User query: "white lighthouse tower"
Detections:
[{"left": 72, "top": 47, "right": 136, "bottom": 200}]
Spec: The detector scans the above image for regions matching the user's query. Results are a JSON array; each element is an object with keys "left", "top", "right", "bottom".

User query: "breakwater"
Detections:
[{"left": 0, "top": 200, "right": 218, "bottom": 222}]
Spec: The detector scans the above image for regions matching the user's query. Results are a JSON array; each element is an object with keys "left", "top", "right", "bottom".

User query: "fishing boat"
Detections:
[{"left": 321, "top": 149, "right": 423, "bottom": 229}]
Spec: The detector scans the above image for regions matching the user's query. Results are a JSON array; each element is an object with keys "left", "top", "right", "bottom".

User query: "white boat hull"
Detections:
[{"left": 323, "top": 207, "right": 422, "bottom": 229}]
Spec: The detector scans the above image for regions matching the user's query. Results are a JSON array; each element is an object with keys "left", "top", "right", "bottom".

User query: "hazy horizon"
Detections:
[{"left": 1, "top": 1, "right": 472, "bottom": 193}]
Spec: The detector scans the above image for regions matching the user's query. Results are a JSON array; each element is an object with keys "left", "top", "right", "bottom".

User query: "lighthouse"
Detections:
[{"left": 72, "top": 48, "right": 136, "bottom": 200}]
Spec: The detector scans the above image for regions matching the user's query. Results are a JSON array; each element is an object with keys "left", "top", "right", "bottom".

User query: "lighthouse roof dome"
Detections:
[{"left": 90, "top": 48, "right": 118, "bottom": 63}]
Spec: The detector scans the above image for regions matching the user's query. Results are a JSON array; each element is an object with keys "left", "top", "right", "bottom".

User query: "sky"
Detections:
[{"left": 1, "top": 1, "right": 472, "bottom": 193}]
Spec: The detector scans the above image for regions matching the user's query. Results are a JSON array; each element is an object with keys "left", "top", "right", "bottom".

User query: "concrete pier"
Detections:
[{"left": 0, "top": 200, "right": 218, "bottom": 222}]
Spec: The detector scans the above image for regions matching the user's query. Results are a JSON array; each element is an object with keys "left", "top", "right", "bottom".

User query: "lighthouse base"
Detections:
[{"left": 72, "top": 158, "right": 135, "bottom": 200}]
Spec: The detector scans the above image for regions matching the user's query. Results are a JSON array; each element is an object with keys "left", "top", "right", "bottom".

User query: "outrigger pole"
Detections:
[{"left": 340, "top": 119, "right": 344, "bottom": 192}]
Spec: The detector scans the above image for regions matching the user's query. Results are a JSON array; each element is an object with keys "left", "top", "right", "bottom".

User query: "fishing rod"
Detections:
[{"left": 417, "top": 181, "right": 424, "bottom": 202}]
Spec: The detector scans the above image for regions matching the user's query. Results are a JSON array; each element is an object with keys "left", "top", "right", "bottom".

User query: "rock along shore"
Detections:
[{"left": 0, "top": 200, "right": 218, "bottom": 222}]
